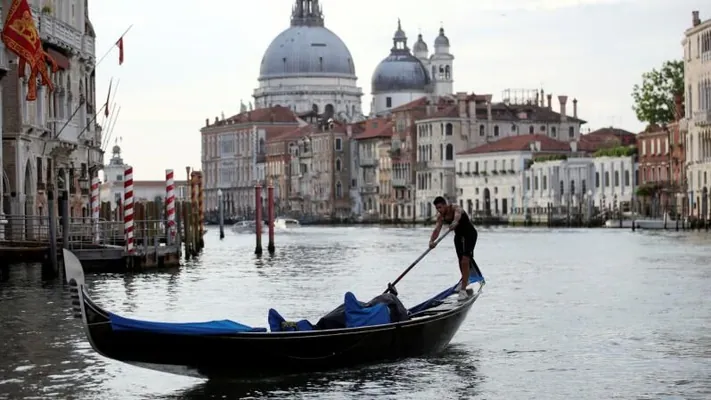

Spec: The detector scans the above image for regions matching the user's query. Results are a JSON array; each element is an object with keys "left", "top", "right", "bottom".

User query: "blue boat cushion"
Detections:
[
  {"left": 343, "top": 292, "right": 391, "bottom": 328},
  {"left": 108, "top": 312, "right": 267, "bottom": 335},
  {"left": 268, "top": 308, "right": 314, "bottom": 332},
  {"left": 314, "top": 292, "right": 409, "bottom": 330}
]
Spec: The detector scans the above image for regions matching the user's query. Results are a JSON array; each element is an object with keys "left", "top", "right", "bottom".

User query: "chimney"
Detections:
[
  {"left": 572, "top": 98, "right": 578, "bottom": 118},
  {"left": 540, "top": 89, "right": 545, "bottom": 107},
  {"left": 484, "top": 94, "right": 492, "bottom": 121},
  {"left": 214, "top": 116, "right": 219, "bottom": 124},
  {"left": 692, "top": 11, "right": 700, "bottom": 26},
  {"left": 456, "top": 92, "right": 468, "bottom": 118},
  {"left": 558, "top": 95, "right": 568, "bottom": 121},
  {"left": 205, "top": 118, "right": 209, "bottom": 127},
  {"left": 570, "top": 140, "right": 578, "bottom": 153},
  {"left": 546, "top": 94, "right": 552, "bottom": 109}
]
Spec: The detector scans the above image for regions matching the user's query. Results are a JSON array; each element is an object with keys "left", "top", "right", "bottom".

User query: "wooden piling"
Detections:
[{"left": 255, "top": 184, "right": 263, "bottom": 255}]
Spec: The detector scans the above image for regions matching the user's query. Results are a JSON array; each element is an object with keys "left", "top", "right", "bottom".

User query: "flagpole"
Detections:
[
  {"left": 54, "top": 97, "right": 86, "bottom": 140},
  {"left": 92, "top": 24, "right": 133, "bottom": 70},
  {"left": 76, "top": 102, "right": 108, "bottom": 140}
]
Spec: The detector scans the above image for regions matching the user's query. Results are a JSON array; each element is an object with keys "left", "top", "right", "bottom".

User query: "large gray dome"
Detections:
[
  {"left": 371, "top": 21, "right": 430, "bottom": 94},
  {"left": 259, "top": 26, "right": 356, "bottom": 79},
  {"left": 371, "top": 54, "right": 430, "bottom": 93}
]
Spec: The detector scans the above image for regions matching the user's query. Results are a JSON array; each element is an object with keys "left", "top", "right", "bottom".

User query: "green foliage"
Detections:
[
  {"left": 593, "top": 145, "right": 637, "bottom": 158},
  {"left": 631, "top": 60, "right": 684, "bottom": 125},
  {"left": 635, "top": 183, "right": 663, "bottom": 197},
  {"left": 532, "top": 154, "right": 568, "bottom": 163}
]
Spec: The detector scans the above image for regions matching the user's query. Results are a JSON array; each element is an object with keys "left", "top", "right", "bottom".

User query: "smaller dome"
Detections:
[
  {"left": 393, "top": 19, "right": 406, "bottom": 41},
  {"left": 413, "top": 34, "right": 428, "bottom": 53},
  {"left": 371, "top": 54, "right": 430, "bottom": 93},
  {"left": 434, "top": 27, "right": 449, "bottom": 47},
  {"left": 112, "top": 145, "right": 121, "bottom": 154}
]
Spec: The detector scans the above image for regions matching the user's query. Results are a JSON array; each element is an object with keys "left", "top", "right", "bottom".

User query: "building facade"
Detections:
[
  {"left": 2, "top": 0, "right": 100, "bottom": 237},
  {"left": 200, "top": 106, "right": 299, "bottom": 218},
  {"left": 354, "top": 118, "right": 392, "bottom": 217},
  {"left": 683, "top": 10, "right": 711, "bottom": 219},
  {"left": 252, "top": 0, "right": 363, "bottom": 121}
]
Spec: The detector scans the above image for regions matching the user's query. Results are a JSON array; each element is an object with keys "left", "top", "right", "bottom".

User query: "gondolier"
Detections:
[{"left": 429, "top": 196, "right": 480, "bottom": 300}]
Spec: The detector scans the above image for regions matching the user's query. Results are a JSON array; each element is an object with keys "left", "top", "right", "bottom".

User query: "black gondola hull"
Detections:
[{"left": 80, "top": 287, "right": 478, "bottom": 379}]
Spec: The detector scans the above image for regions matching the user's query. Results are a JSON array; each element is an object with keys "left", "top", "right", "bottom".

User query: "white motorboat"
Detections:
[{"left": 274, "top": 217, "right": 300, "bottom": 230}]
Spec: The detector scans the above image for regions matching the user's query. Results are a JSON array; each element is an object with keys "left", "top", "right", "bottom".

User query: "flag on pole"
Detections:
[
  {"left": 116, "top": 37, "right": 124, "bottom": 65},
  {"left": 1, "top": 0, "right": 58, "bottom": 101},
  {"left": 104, "top": 79, "right": 112, "bottom": 117}
]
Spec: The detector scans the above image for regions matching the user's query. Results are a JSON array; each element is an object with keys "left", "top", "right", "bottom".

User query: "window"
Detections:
[
  {"left": 335, "top": 138, "right": 342, "bottom": 151},
  {"left": 542, "top": 176, "right": 547, "bottom": 190},
  {"left": 445, "top": 123, "right": 453, "bottom": 135},
  {"left": 551, "top": 127, "right": 556, "bottom": 137},
  {"left": 568, "top": 126, "right": 574, "bottom": 138},
  {"left": 336, "top": 159, "right": 342, "bottom": 171},
  {"left": 445, "top": 144, "right": 453, "bottom": 160},
  {"left": 534, "top": 176, "right": 539, "bottom": 190},
  {"left": 336, "top": 182, "right": 343, "bottom": 198},
  {"left": 614, "top": 171, "right": 620, "bottom": 186},
  {"left": 529, "top": 126, "right": 534, "bottom": 134},
  {"left": 479, "top": 125, "right": 485, "bottom": 136},
  {"left": 493, "top": 125, "right": 499, "bottom": 136},
  {"left": 386, "top": 97, "right": 392, "bottom": 108},
  {"left": 604, "top": 171, "right": 610, "bottom": 187},
  {"left": 624, "top": 171, "right": 630, "bottom": 186}
]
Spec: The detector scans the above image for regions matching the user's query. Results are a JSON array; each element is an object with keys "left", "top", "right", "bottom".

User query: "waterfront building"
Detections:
[
  {"left": 200, "top": 106, "right": 299, "bottom": 218},
  {"left": 353, "top": 118, "right": 393, "bottom": 217},
  {"left": 416, "top": 90, "right": 586, "bottom": 220},
  {"left": 456, "top": 135, "right": 573, "bottom": 217},
  {"left": 100, "top": 145, "right": 189, "bottom": 209},
  {"left": 370, "top": 20, "right": 453, "bottom": 116},
  {"left": 1, "top": 1, "right": 100, "bottom": 236},
  {"left": 682, "top": 10, "right": 711, "bottom": 219},
  {"left": 252, "top": 0, "right": 364, "bottom": 121},
  {"left": 265, "top": 113, "right": 352, "bottom": 218}
]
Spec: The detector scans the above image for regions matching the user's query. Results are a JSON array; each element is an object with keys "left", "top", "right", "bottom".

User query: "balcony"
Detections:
[
  {"left": 256, "top": 153, "right": 266, "bottom": 163},
  {"left": 392, "top": 177, "right": 409, "bottom": 187},
  {"left": 37, "top": 10, "right": 83, "bottom": 53},
  {"left": 678, "top": 118, "right": 688, "bottom": 132},
  {"left": 359, "top": 157, "right": 377, "bottom": 167},
  {"left": 359, "top": 185, "right": 379, "bottom": 195},
  {"left": 693, "top": 110, "right": 711, "bottom": 126},
  {"left": 416, "top": 161, "right": 428, "bottom": 170},
  {"left": 389, "top": 148, "right": 402, "bottom": 158}
]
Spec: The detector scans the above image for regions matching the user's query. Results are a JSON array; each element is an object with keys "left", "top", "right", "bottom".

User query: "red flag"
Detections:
[
  {"left": 2, "top": 0, "right": 58, "bottom": 101},
  {"left": 1, "top": 0, "right": 57, "bottom": 101},
  {"left": 116, "top": 37, "right": 124, "bottom": 65},
  {"left": 104, "top": 79, "right": 112, "bottom": 117}
]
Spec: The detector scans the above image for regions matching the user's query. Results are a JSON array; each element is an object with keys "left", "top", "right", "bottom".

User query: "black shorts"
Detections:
[{"left": 454, "top": 230, "right": 477, "bottom": 261}]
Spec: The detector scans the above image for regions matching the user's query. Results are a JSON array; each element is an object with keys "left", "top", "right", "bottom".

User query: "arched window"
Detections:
[
  {"left": 312, "top": 104, "right": 319, "bottom": 113},
  {"left": 335, "top": 158, "right": 342, "bottom": 171},
  {"left": 324, "top": 104, "right": 334, "bottom": 117},
  {"left": 445, "top": 144, "right": 454, "bottom": 160},
  {"left": 568, "top": 126, "right": 575, "bottom": 138},
  {"left": 445, "top": 65, "right": 451, "bottom": 79},
  {"left": 440, "top": 143, "right": 444, "bottom": 160},
  {"left": 479, "top": 125, "right": 485, "bottom": 136},
  {"left": 445, "top": 123, "right": 453, "bottom": 135},
  {"left": 493, "top": 125, "right": 499, "bottom": 136},
  {"left": 529, "top": 126, "right": 534, "bottom": 134},
  {"left": 336, "top": 181, "right": 343, "bottom": 198}
]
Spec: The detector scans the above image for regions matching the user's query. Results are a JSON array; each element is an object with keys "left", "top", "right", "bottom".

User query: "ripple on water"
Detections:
[{"left": 1, "top": 227, "right": 711, "bottom": 399}]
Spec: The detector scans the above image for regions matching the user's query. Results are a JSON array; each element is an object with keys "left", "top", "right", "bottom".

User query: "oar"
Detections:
[{"left": 384, "top": 229, "right": 453, "bottom": 295}]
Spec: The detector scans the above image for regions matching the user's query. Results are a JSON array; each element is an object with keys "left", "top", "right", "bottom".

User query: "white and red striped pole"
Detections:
[
  {"left": 165, "top": 169, "right": 176, "bottom": 244},
  {"left": 91, "top": 175, "right": 100, "bottom": 243},
  {"left": 123, "top": 166, "right": 134, "bottom": 254}
]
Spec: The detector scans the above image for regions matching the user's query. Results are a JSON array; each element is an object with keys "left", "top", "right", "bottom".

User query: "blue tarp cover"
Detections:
[
  {"left": 108, "top": 312, "right": 267, "bottom": 335},
  {"left": 344, "top": 292, "right": 391, "bottom": 328},
  {"left": 268, "top": 308, "right": 314, "bottom": 332}
]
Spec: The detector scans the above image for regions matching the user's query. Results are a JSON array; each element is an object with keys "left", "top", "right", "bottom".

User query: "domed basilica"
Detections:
[{"left": 252, "top": 0, "right": 454, "bottom": 121}]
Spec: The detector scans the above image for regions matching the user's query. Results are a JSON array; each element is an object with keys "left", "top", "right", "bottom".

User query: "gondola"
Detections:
[{"left": 63, "top": 249, "right": 485, "bottom": 380}]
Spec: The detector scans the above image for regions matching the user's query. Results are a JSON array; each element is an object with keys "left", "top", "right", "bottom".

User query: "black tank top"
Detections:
[{"left": 442, "top": 208, "right": 476, "bottom": 236}]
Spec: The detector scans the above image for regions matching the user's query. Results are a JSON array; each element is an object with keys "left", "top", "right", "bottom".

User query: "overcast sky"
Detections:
[{"left": 88, "top": 0, "right": 705, "bottom": 180}]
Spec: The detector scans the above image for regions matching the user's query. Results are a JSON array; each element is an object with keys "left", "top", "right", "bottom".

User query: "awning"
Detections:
[{"left": 46, "top": 47, "right": 69, "bottom": 70}]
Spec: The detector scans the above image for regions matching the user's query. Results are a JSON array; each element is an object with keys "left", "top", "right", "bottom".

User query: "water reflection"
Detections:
[
  {"left": 166, "top": 346, "right": 482, "bottom": 400},
  {"left": 2, "top": 227, "right": 711, "bottom": 399}
]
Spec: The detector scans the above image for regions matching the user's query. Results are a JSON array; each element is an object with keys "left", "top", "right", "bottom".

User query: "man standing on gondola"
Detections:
[{"left": 429, "top": 196, "right": 480, "bottom": 301}]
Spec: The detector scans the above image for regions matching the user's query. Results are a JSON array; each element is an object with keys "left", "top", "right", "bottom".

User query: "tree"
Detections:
[{"left": 631, "top": 60, "right": 684, "bottom": 125}]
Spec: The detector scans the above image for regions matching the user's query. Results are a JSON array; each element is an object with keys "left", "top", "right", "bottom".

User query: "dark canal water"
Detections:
[{"left": 1, "top": 226, "right": 710, "bottom": 399}]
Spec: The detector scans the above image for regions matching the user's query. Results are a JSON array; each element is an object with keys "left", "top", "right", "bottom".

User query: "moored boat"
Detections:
[{"left": 62, "top": 249, "right": 485, "bottom": 380}]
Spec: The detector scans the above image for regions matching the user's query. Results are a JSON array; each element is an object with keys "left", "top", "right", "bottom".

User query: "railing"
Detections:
[
  {"left": 693, "top": 110, "right": 711, "bottom": 126},
  {"left": 82, "top": 36, "right": 95, "bottom": 59},
  {"left": 37, "top": 11, "right": 83, "bottom": 52},
  {"left": 392, "top": 178, "right": 408, "bottom": 187},
  {"left": 359, "top": 185, "right": 379, "bottom": 194},
  {"left": 359, "top": 157, "right": 377, "bottom": 167}
]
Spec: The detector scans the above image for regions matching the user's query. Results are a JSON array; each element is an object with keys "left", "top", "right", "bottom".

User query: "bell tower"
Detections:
[{"left": 291, "top": 0, "right": 324, "bottom": 26}]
